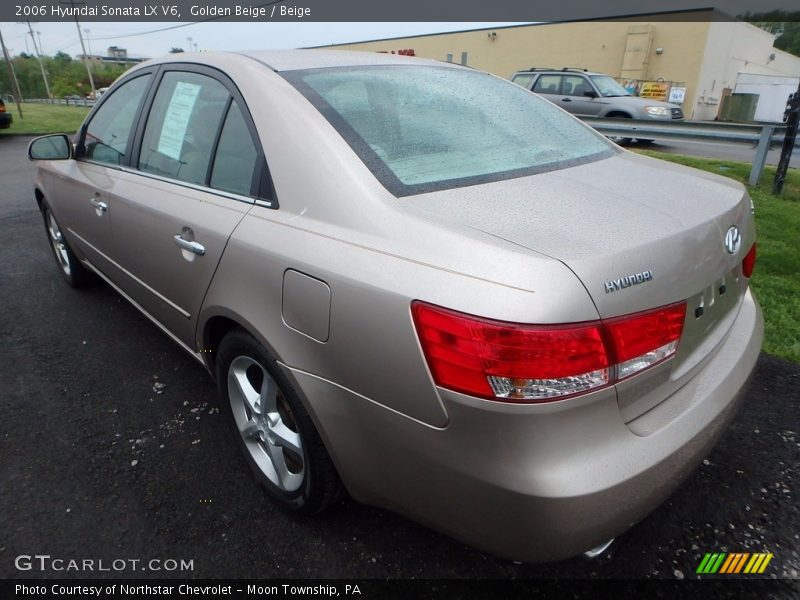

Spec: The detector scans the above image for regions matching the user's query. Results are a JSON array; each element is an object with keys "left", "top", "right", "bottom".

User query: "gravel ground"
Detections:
[{"left": 0, "top": 136, "right": 798, "bottom": 588}]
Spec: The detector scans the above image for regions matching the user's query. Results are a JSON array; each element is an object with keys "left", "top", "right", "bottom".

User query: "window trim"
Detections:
[
  {"left": 130, "top": 63, "right": 277, "bottom": 207},
  {"left": 76, "top": 62, "right": 278, "bottom": 209},
  {"left": 75, "top": 69, "right": 156, "bottom": 166}
]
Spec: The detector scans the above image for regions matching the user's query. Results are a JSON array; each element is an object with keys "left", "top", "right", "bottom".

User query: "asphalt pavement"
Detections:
[
  {"left": 632, "top": 137, "right": 800, "bottom": 170},
  {"left": 1, "top": 135, "right": 799, "bottom": 585}
]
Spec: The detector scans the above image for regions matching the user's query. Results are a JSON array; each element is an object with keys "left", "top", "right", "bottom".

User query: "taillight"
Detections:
[
  {"left": 604, "top": 303, "right": 686, "bottom": 381},
  {"left": 742, "top": 243, "right": 756, "bottom": 278},
  {"left": 0, "top": 104, "right": 5, "bottom": 113},
  {"left": 412, "top": 301, "right": 686, "bottom": 403}
]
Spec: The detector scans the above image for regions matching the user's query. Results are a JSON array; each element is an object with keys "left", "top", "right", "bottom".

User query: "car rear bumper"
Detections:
[
  {"left": 0, "top": 112, "right": 12, "bottom": 129},
  {"left": 288, "top": 288, "right": 763, "bottom": 562}
]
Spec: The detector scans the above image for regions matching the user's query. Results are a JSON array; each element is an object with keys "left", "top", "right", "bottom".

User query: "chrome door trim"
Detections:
[
  {"left": 81, "top": 259, "right": 204, "bottom": 366},
  {"left": 67, "top": 228, "right": 192, "bottom": 319}
]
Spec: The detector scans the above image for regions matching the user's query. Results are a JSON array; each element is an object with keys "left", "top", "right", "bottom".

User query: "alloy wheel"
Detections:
[
  {"left": 46, "top": 210, "right": 71, "bottom": 276},
  {"left": 227, "top": 356, "right": 305, "bottom": 492}
]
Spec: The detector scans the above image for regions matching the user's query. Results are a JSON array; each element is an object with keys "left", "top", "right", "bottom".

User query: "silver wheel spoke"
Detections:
[
  {"left": 231, "top": 365, "right": 261, "bottom": 414},
  {"left": 46, "top": 211, "right": 71, "bottom": 275},
  {"left": 240, "top": 417, "right": 261, "bottom": 440},
  {"left": 260, "top": 376, "right": 278, "bottom": 413},
  {"left": 227, "top": 354, "right": 304, "bottom": 493},
  {"left": 267, "top": 441, "right": 302, "bottom": 490},
  {"left": 270, "top": 419, "right": 302, "bottom": 456}
]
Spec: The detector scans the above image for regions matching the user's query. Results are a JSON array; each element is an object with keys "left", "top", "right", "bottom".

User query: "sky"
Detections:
[{"left": 0, "top": 22, "right": 524, "bottom": 58}]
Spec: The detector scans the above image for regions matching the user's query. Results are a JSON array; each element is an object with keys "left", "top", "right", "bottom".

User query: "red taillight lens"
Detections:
[
  {"left": 0, "top": 104, "right": 5, "bottom": 113},
  {"left": 411, "top": 302, "right": 609, "bottom": 400},
  {"left": 412, "top": 300, "right": 686, "bottom": 403},
  {"left": 604, "top": 302, "right": 686, "bottom": 380},
  {"left": 742, "top": 243, "right": 756, "bottom": 278}
]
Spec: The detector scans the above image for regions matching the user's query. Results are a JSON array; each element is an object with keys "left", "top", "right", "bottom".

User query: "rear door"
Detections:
[{"left": 107, "top": 65, "right": 271, "bottom": 348}]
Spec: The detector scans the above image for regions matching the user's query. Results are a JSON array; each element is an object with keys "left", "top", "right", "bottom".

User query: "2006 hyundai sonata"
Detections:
[{"left": 29, "top": 50, "right": 763, "bottom": 562}]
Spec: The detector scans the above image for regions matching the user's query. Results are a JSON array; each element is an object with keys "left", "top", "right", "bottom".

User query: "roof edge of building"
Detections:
[{"left": 308, "top": 7, "right": 724, "bottom": 49}]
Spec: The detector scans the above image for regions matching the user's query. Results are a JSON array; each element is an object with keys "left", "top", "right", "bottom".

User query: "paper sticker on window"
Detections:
[{"left": 157, "top": 82, "right": 201, "bottom": 160}]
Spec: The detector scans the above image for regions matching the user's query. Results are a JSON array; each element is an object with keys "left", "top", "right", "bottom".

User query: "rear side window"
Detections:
[
  {"left": 210, "top": 102, "right": 258, "bottom": 196},
  {"left": 532, "top": 75, "right": 561, "bottom": 95},
  {"left": 139, "top": 72, "right": 229, "bottom": 186},
  {"left": 511, "top": 74, "right": 534, "bottom": 89},
  {"left": 84, "top": 75, "right": 151, "bottom": 165}
]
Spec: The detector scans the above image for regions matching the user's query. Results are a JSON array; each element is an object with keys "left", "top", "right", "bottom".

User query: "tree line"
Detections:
[
  {"left": 0, "top": 51, "right": 131, "bottom": 99},
  {"left": 741, "top": 10, "right": 800, "bottom": 58}
]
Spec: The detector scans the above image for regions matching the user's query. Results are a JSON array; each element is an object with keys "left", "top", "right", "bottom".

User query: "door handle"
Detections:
[
  {"left": 561, "top": 98, "right": 572, "bottom": 102},
  {"left": 174, "top": 235, "right": 205, "bottom": 256},
  {"left": 89, "top": 198, "right": 108, "bottom": 213}
]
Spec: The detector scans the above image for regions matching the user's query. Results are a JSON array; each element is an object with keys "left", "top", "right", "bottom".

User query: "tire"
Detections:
[
  {"left": 605, "top": 113, "right": 633, "bottom": 146},
  {"left": 41, "top": 200, "right": 94, "bottom": 287},
  {"left": 216, "top": 329, "right": 343, "bottom": 514}
]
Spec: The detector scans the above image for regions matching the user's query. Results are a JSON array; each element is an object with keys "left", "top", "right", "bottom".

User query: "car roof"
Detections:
[
  {"left": 515, "top": 69, "right": 604, "bottom": 76},
  {"left": 145, "top": 49, "right": 460, "bottom": 73}
]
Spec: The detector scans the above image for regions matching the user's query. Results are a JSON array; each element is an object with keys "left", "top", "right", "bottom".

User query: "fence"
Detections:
[
  {"left": 25, "top": 97, "right": 96, "bottom": 108},
  {"left": 580, "top": 117, "right": 791, "bottom": 186}
]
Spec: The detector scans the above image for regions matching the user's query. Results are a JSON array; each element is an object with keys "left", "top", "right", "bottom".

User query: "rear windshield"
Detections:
[{"left": 283, "top": 66, "right": 616, "bottom": 197}]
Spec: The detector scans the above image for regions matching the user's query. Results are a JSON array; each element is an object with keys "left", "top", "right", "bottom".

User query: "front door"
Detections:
[{"left": 60, "top": 73, "right": 153, "bottom": 274}]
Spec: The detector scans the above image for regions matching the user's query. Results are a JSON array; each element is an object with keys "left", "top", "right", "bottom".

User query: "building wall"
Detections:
[
  {"left": 329, "top": 17, "right": 711, "bottom": 117},
  {"left": 327, "top": 12, "right": 800, "bottom": 122},
  {"left": 692, "top": 20, "right": 800, "bottom": 120}
]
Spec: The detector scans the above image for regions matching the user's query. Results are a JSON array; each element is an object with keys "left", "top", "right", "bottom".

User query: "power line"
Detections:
[{"left": 86, "top": 0, "right": 287, "bottom": 41}]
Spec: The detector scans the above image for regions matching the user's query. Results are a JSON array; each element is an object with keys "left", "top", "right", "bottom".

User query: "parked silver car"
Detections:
[
  {"left": 511, "top": 68, "right": 684, "bottom": 143},
  {"left": 28, "top": 50, "right": 762, "bottom": 562}
]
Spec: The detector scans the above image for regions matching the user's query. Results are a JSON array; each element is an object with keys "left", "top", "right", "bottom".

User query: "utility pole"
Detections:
[
  {"left": 772, "top": 78, "right": 800, "bottom": 195},
  {"left": 0, "top": 26, "right": 24, "bottom": 118},
  {"left": 27, "top": 21, "right": 51, "bottom": 100},
  {"left": 60, "top": 0, "right": 96, "bottom": 97},
  {"left": 84, "top": 28, "right": 92, "bottom": 56}
]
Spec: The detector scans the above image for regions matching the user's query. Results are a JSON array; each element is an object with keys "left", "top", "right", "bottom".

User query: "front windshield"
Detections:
[
  {"left": 284, "top": 66, "right": 616, "bottom": 196},
  {"left": 590, "top": 75, "right": 632, "bottom": 97}
]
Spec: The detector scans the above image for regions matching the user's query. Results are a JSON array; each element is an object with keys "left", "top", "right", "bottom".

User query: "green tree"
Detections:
[{"left": 741, "top": 10, "right": 800, "bottom": 58}]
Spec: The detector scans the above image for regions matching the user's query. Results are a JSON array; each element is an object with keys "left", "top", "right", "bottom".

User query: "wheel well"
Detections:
[
  {"left": 203, "top": 316, "right": 242, "bottom": 376},
  {"left": 606, "top": 111, "right": 632, "bottom": 119}
]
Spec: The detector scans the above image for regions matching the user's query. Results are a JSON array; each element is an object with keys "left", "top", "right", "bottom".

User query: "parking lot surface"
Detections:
[{"left": 1, "top": 135, "right": 799, "bottom": 583}]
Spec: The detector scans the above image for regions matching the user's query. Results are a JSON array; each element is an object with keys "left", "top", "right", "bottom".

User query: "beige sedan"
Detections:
[{"left": 28, "top": 50, "right": 762, "bottom": 562}]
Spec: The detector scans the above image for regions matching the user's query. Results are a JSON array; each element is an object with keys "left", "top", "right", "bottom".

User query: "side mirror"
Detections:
[
  {"left": 583, "top": 90, "right": 599, "bottom": 99},
  {"left": 28, "top": 134, "right": 72, "bottom": 161}
]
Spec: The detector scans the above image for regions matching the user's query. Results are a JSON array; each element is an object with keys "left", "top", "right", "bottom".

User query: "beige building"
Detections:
[{"left": 325, "top": 9, "right": 800, "bottom": 121}]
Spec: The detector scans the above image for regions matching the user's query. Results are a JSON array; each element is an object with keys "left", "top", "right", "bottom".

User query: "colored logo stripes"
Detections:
[{"left": 696, "top": 552, "right": 773, "bottom": 574}]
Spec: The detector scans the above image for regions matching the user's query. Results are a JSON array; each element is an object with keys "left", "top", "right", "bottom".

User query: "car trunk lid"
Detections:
[{"left": 405, "top": 152, "right": 755, "bottom": 422}]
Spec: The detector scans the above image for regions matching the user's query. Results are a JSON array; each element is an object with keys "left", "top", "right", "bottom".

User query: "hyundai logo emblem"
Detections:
[{"left": 724, "top": 226, "right": 741, "bottom": 255}]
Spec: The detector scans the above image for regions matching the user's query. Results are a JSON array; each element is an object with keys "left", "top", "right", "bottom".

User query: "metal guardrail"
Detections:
[
  {"left": 580, "top": 117, "right": 790, "bottom": 186},
  {"left": 25, "top": 97, "right": 96, "bottom": 108}
]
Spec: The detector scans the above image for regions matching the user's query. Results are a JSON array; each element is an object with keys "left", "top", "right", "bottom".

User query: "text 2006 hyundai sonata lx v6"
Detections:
[{"left": 28, "top": 50, "right": 763, "bottom": 562}]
